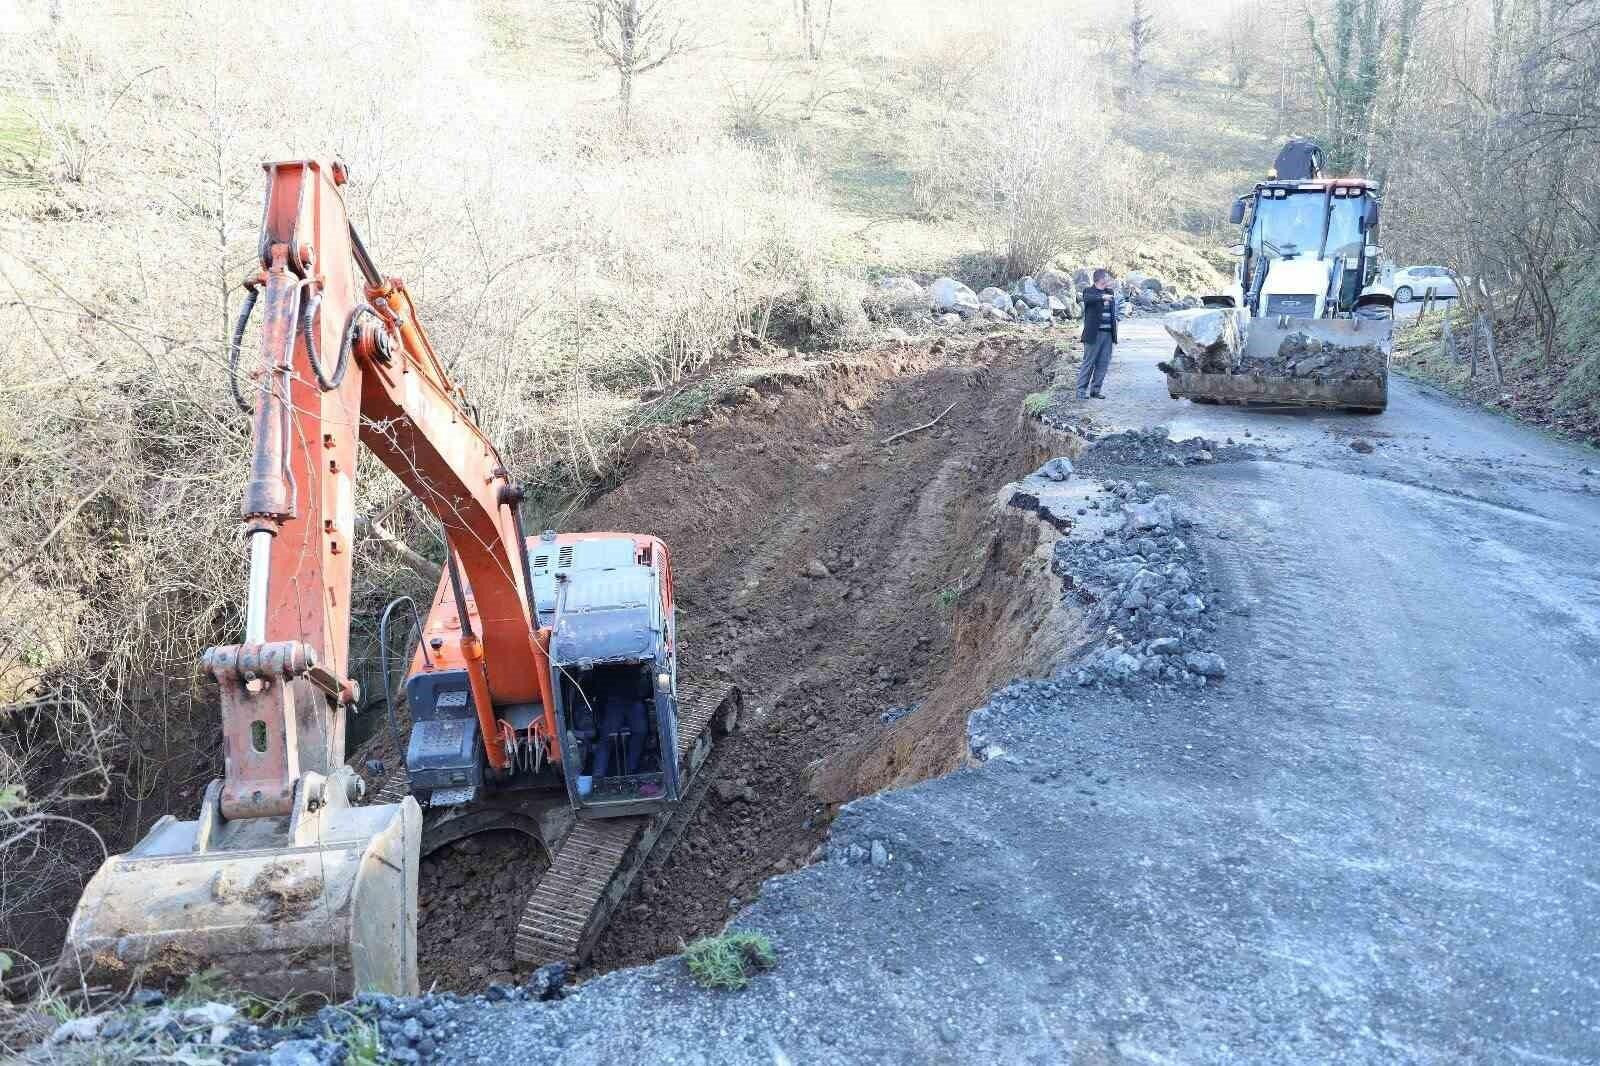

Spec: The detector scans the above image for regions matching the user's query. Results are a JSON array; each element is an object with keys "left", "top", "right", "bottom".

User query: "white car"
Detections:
[{"left": 1392, "top": 265, "right": 1460, "bottom": 303}]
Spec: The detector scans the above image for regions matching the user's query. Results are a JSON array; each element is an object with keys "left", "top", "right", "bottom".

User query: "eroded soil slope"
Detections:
[{"left": 573, "top": 333, "right": 1073, "bottom": 970}]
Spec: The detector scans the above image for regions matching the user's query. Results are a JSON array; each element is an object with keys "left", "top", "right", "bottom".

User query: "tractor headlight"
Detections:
[{"left": 657, "top": 672, "right": 671, "bottom": 689}]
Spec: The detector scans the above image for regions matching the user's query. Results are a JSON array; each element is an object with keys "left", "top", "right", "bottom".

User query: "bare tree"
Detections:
[
  {"left": 795, "top": 0, "right": 836, "bottom": 61},
  {"left": 581, "top": 0, "right": 692, "bottom": 131},
  {"left": 1220, "top": 0, "right": 1266, "bottom": 93},
  {"left": 1129, "top": 0, "right": 1160, "bottom": 89}
]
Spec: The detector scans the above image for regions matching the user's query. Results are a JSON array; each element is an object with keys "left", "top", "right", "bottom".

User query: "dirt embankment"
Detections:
[
  {"left": 409, "top": 330, "right": 1087, "bottom": 992},
  {"left": 559, "top": 332, "right": 1080, "bottom": 971},
  {"left": 1394, "top": 314, "right": 1600, "bottom": 446}
]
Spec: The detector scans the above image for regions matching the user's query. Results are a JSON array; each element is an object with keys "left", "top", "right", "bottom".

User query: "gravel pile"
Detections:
[
  {"left": 1080, "top": 425, "right": 1253, "bottom": 468},
  {"left": 36, "top": 967, "right": 568, "bottom": 1066},
  {"left": 1049, "top": 478, "right": 1236, "bottom": 690}
]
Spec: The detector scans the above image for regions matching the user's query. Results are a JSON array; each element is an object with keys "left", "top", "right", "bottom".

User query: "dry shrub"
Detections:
[
  {"left": 0, "top": 0, "right": 847, "bottom": 969},
  {"left": 915, "top": 25, "right": 1113, "bottom": 278}
]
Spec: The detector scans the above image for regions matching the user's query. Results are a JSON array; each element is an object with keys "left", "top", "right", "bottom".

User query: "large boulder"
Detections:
[
  {"left": 977, "top": 286, "right": 1013, "bottom": 313},
  {"left": 929, "top": 277, "right": 981, "bottom": 316},
  {"left": 1036, "top": 268, "right": 1073, "bottom": 298},
  {"left": 866, "top": 276, "right": 929, "bottom": 318},
  {"left": 1017, "top": 276, "right": 1050, "bottom": 308},
  {"left": 1162, "top": 307, "right": 1245, "bottom": 372}
]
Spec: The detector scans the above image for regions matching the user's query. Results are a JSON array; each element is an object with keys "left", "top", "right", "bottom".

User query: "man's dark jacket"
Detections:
[{"left": 1081, "top": 287, "right": 1118, "bottom": 344}]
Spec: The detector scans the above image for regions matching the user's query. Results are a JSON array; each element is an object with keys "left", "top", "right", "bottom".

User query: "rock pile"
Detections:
[
  {"left": 1112, "top": 270, "right": 1203, "bottom": 315},
  {"left": 1047, "top": 478, "right": 1234, "bottom": 690},
  {"left": 866, "top": 267, "right": 1202, "bottom": 330},
  {"left": 1261, "top": 330, "right": 1388, "bottom": 380},
  {"left": 998, "top": 441, "right": 1244, "bottom": 691},
  {"left": 1162, "top": 308, "right": 1388, "bottom": 381},
  {"left": 1074, "top": 425, "right": 1251, "bottom": 469},
  {"left": 39, "top": 971, "right": 570, "bottom": 1065}
]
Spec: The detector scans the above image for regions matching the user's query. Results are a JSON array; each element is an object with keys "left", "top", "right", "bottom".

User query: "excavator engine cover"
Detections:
[{"left": 60, "top": 771, "right": 420, "bottom": 1000}]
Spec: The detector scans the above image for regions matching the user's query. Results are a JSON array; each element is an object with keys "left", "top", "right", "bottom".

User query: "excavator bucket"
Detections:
[
  {"left": 59, "top": 772, "right": 420, "bottom": 1001},
  {"left": 1163, "top": 311, "right": 1391, "bottom": 412}
]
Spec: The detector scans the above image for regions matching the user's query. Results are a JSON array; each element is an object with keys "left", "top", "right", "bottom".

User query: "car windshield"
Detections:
[
  {"left": 1325, "top": 196, "right": 1364, "bottom": 258},
  {"left": 1252, "top": 192, "right": 1326, "bottom": 259}
]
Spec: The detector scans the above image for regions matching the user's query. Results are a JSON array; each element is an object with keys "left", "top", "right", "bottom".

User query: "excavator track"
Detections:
[{"left": 514, "top": 681, "right": 740, "bottom": 966}]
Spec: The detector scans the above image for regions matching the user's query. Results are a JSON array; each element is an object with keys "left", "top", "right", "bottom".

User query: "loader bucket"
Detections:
[
  {"left": 59, "top": 772, "right": 420, "bottom": 1001},
  {"left": 1166, "top": 314, "right": 1392, "bottom": 412}
]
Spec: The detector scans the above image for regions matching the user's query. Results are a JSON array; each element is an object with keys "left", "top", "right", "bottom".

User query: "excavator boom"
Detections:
[
  {"left": 61, "top": 159, "right": 551, "bottom": 998},
  {"left": 62, "top": 158, "right": 737, "bottom": 1000}
]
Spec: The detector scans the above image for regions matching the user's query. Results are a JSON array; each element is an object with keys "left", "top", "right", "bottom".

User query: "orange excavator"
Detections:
[{"left": 58, "top": 160, "right": 738, "bottom": 998}]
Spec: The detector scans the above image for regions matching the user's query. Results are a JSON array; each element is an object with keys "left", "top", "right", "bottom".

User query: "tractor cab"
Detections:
[
  {"left": 1231, "top": 178, "right": 1387, "bottom": 319},
  {"left": 534, "top": 531, "right": 681, "bottom": 817}
]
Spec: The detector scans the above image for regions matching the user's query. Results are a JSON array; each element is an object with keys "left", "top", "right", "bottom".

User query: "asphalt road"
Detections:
[
  {"left": 439, "top": 321, "right": 1600, "bottom": 1064},
  {"left": 1393, "top": 295, "right": 1459, "bottom": 320}
]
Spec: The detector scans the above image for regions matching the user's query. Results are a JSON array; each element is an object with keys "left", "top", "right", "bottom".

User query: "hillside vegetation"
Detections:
[{"left": 0, "top": 0, "right": 1278, "bottom": 990}]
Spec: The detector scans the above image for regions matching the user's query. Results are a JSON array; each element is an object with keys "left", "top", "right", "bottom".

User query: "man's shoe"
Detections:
[
  {"left": 1075, "top": 391, "right": 1088, "bottom": 400},
  {"left": 1090, "top": 391, "right": 1106, "bottom": 399}
]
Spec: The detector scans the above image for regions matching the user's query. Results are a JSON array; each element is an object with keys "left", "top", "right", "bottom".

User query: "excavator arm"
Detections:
[
  {"left": 60, "top": 159, "right": 555, "bottom": 998},
  {"left": 216, "top": 159, "right": 557, "bottom": 818}
]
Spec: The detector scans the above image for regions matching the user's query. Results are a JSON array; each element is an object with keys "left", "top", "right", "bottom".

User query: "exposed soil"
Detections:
[
  {"left": 399, "top": 329, "right": 1089, "bottom": 990},
  {"left": 418, "top": 830, "right": 551, "bottom": 992},
  {"left": 568, "top": 331, "right": 1079, "bottom": 970}
]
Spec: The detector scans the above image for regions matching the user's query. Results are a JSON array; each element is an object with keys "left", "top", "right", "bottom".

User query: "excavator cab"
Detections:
[{"left": 537, "top": 533, "right": 682, "bottom": 817}]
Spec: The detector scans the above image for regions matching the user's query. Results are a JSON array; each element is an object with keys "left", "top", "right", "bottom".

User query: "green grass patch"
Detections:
[
  {"left": 338, "top": 1016, "right": 383, "bottom": 1066},
  {"left": 1022, "top": 390, "right": 1056, "bottom": 417},
  {"left": 684, "top": 931, "right": 777, "bottom": 990},
  {"left": 0, "top": 94, "right": 38, "bottom": 154}
]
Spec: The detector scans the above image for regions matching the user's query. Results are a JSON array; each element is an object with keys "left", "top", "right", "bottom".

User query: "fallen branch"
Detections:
[
  {"left": 880, "top": 401, "right": 958, "bottom": 446},
  {"left": 356, "top": 515, "right": 442, "bottom": 581}
]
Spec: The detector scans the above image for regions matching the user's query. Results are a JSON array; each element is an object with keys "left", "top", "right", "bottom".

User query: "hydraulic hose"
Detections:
[
  {"left": 378, "top": 594, "right": 431, "bottom": 767},
  {"left": 227, "top": 284, "right": 260, "bottom": 415},
  {"left": 297, "top": 286, "right": 350, "bottom": 391}
]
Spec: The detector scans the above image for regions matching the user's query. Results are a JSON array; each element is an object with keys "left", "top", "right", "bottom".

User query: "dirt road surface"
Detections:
[{"left": 434, "top": 321, "right": 1600, "bottom": 1063}]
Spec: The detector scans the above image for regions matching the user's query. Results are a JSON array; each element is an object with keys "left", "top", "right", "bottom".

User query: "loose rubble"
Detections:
[
  {"left": 863, "top": 266, "right": 1203, "bottom": 332},
  {"left": 1050, "top": 477, "right": 1232, "bottom": 690},
  {"left": 34, "top": 968, "right": 572, "bottom": 1065},
  {"left": 1072, "top": 425, "right": 1253, "bottom": 468},
  {"left": 1006, "top": 429, "right": 1255, "bottom": 692}
]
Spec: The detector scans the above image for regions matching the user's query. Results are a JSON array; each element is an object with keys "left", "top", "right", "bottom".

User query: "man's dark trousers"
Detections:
[{"left": 1077, "top": 334, "right": 1113, "bottom": 396}]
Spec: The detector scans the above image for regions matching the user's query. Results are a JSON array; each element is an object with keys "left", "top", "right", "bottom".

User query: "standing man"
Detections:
[{"left": 1078, "top": 269, "right": 1118, "bottom": 400}]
